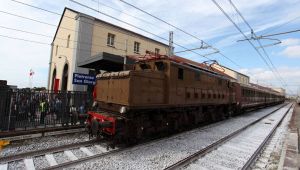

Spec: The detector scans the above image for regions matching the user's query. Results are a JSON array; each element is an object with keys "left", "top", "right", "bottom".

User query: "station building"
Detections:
[
  {"left": 211, "top": 64, "right": 250, "bottom": 85},
  {"left": 47, "top": 7, "right": 169, "bottom": 92}
]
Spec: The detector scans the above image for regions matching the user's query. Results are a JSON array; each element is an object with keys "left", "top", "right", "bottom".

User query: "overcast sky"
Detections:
[{"left": 0, "top": 0, "right": 299, "bottom": 95}]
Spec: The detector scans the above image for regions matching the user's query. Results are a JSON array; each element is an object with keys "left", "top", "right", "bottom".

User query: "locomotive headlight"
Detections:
[{"left": 120, "top": 106, "right": 127, "bottom": 114}]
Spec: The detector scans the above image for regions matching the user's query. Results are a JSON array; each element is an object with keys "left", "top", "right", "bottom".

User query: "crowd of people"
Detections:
[{"left": 8, "top": 91, "right": 89, "bottom": 128}]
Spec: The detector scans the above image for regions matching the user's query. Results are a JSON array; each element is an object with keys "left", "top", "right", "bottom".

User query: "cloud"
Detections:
[
  {"left": 281, "top": 45, "right": 300, "bottom": 58},
  {"left": 280, "top": 38, "right": 300, "bottom": 46},
  {"left": 239, "top": 67, "right": 300, "bottom": 95},
  {"left": 1, "top": 0, "right": 299, "bottom": 89}
]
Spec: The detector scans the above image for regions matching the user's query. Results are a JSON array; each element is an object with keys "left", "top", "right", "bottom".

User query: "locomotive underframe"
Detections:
[{"left": 87, "top": 102, "right": 237, "bottom": 143}]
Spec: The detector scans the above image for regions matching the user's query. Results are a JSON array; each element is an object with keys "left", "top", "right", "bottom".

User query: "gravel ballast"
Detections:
[
  {"left": 68, "top": 104, "right": 289, "bottom": 170},
  {"left": 0, "top": 133, "right": 89, "bottom": 157}
]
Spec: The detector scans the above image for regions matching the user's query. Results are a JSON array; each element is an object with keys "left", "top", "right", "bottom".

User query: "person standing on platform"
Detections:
[
  {"left": 55, "top": 97, "right": 62, "bottom": 123},
  {"left": 39, "top": 99, "right": 47, "bottom": 125}
]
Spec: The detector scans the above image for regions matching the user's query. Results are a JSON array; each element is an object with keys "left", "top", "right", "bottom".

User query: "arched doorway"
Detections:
[
  {"left": 61, "top": 64, "right": 69, "bottom": 91},
  {"left": 51, "top": 68, "right": 56, "bottom": 90}
]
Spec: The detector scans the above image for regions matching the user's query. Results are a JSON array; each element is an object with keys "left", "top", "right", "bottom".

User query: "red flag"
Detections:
[{"left": 29, "top": 69, "right": 34, "bottom": 76}]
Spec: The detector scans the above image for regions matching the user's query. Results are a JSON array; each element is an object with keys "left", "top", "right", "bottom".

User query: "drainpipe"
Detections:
[{"left": 47, "top": 43, "right": 54, "bottom": 91}]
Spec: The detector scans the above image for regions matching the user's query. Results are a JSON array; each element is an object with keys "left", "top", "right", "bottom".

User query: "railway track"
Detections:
[
  {"left": 0, "top": 139, "right": 114, "bottom": 170},
  {"left": 165, "top": 103, "right": 293, "bottom": 170},
  {"left": 0, "top": 103, "right": 290, "bottom": 170},
  {"left": 44, "top": 103, "right": 289, "bottom": 170}
]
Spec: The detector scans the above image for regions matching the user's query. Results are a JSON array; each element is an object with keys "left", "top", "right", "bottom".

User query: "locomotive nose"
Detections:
[{"left": 99, "top": 121, "right": 113, "bottom": 128}]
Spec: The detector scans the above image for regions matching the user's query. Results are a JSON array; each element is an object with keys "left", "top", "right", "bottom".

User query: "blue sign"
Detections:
[{"left": 72, "top": 73, "right": 96, "bottom": 85}]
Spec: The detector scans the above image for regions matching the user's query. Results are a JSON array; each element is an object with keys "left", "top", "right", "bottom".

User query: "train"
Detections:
[{"left": 86, "top": 54, "right": 285, "bottom": 144}]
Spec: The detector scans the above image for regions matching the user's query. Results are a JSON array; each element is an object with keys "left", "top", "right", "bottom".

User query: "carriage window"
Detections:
[
  {"left": 178, "top": 68, "right": 184, "bottom": 80},
  {"left": 202, "top": 92, "right": 205, "bottom": 98},
  {"left": 208, "top": 93, "right": 211, "bottom": 99},
  {"left": 194, "top": 93, "right": 198, "bottom": 99},
  {"left": 186, "top": 92, "right": 190, "bottom": 99}
]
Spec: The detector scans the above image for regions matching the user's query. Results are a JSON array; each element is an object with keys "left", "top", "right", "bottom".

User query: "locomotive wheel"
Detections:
[{"left": 91, "top": 119, "right": 99, "bottom": 137}]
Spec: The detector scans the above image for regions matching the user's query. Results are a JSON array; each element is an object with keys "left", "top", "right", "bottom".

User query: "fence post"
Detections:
[{"left": 0, "top": 80, "right": 13, "bottom": 131}]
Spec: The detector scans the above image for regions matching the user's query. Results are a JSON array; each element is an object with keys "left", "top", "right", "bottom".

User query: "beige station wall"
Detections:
[
  {"left": 90, "top": 21, "right": 169, "bottom": 57},
  {"left": 49, "top": 9, "right": 77, "bottom": 91},
  {"left": 212, "top": 64, "right": 249, "bottom": 85}
]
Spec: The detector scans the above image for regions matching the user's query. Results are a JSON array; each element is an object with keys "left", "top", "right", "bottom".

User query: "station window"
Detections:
[
  {"left": 155, "top": 48, "right": 160, "bottom": 56},
  {"left": 67, "top": 34, "right": 70, "bottom": 48},
  {"left": 107, "top": 33, "right": 115, "bottom": 46},
  {"left": 178, "top": 68, "right": 184, "bottom": 80},
  {"left": 55, "top": 45, "right": 58, "bottom": 56},
  {"left": 134, "top": 41, "right": 140, "bottom": 53}
]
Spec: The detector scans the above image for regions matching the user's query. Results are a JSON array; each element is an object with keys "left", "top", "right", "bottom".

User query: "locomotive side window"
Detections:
[
  {"left": 218, "top": 79, "right": 222, "bottom": 86},
  {"left": 140, "top": 63, "right": 151, "bottom": 70},
  {"left": 155, "top": 61, "right": 165, "bottom": 71},
  {"left": 195, "top": 72, "right": 200, "bottom": 81},
  {"left": 178, "top": 68, "right": 184, "bottom": 80}
]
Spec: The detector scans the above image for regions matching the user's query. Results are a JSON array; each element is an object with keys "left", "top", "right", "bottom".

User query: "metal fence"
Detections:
[{"left": 0, "top": 89, "right": 93, "bottom": 132}]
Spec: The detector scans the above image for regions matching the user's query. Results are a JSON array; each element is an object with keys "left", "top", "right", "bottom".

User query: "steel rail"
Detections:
[
  {"left": 0, "top": 140, "right": 98, "bottom": 163},
  {"left": 164, "top": 103, "right": 291, "bottom": 170},
  {"left": 44, "top": 103, "right": 288, "bottom": 170},
  {"left": 241, "top": 104, "right": 293, "bottom": 169}
]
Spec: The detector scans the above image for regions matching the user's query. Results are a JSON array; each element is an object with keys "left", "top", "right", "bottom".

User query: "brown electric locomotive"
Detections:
[{"left": 86, "top": 55, "right": 284, "bottom": 143}]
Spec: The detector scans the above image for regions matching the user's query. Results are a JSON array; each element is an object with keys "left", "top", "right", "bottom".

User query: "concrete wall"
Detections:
[
  {"left": 90, "top": 21, "right": 169, "bottom": 57},
  {"left": 48, "top": 8, "right": 169, "bottom": 92},
  {"left": 212, "top": 64, "right": 249, "bottom": 85},
  {"left": 49, "top": 9, "right": 77, "bottom": 91}
]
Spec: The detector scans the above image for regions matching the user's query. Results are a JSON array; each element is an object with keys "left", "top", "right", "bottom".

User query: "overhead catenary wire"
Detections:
[
  {"left": 0, "top": 34, "right": 129, "bottom": 55},
  {"left": 89, "top": 0, "right": 209, "bottom": 53},
  {"left": 0, "top": 25, "right": 155, "bottom": 52},
  {"left": 260, "top": 15, "right": 300, "bottom": 35},
  {"left": 210, "top": 0, "right": 287, "bottom": 90},
  {"left": 227, "top": 0, "right": 288, "bottom": 89},
  {"left": 11, "top": 0, "right": 212, "bottom": 61},
  {"left": 9, "top": 0, "right": 171, "bottom": 52},
  {"left": 0, "top": 9, "right": 166, "bottom": 53},
  {"left": 12, "top": 0, "right": 241, "bottom": 67},
  {"left": 117, "top": 0, "right": 242, "bottom": 68},
  {"left": 260, "top": 29, "right": 300, "bottom": 38},
  {"left": 69, "top": 0, "right": 214, "bottom": 61}
]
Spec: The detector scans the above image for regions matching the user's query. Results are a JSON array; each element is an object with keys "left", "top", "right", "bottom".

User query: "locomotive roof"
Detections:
[{"left": 127, "top": 54, "right": 236, "bottom": 81}]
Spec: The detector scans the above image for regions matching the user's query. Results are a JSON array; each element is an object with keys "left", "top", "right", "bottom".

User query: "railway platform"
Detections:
[{"left": 279, "top": 103, "right": 300, "bottom": 170}]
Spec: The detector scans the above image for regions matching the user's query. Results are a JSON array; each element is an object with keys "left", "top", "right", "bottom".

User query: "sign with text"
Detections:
[{"left": 72, "top": 73, "right": 96, "bottom": 85}]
